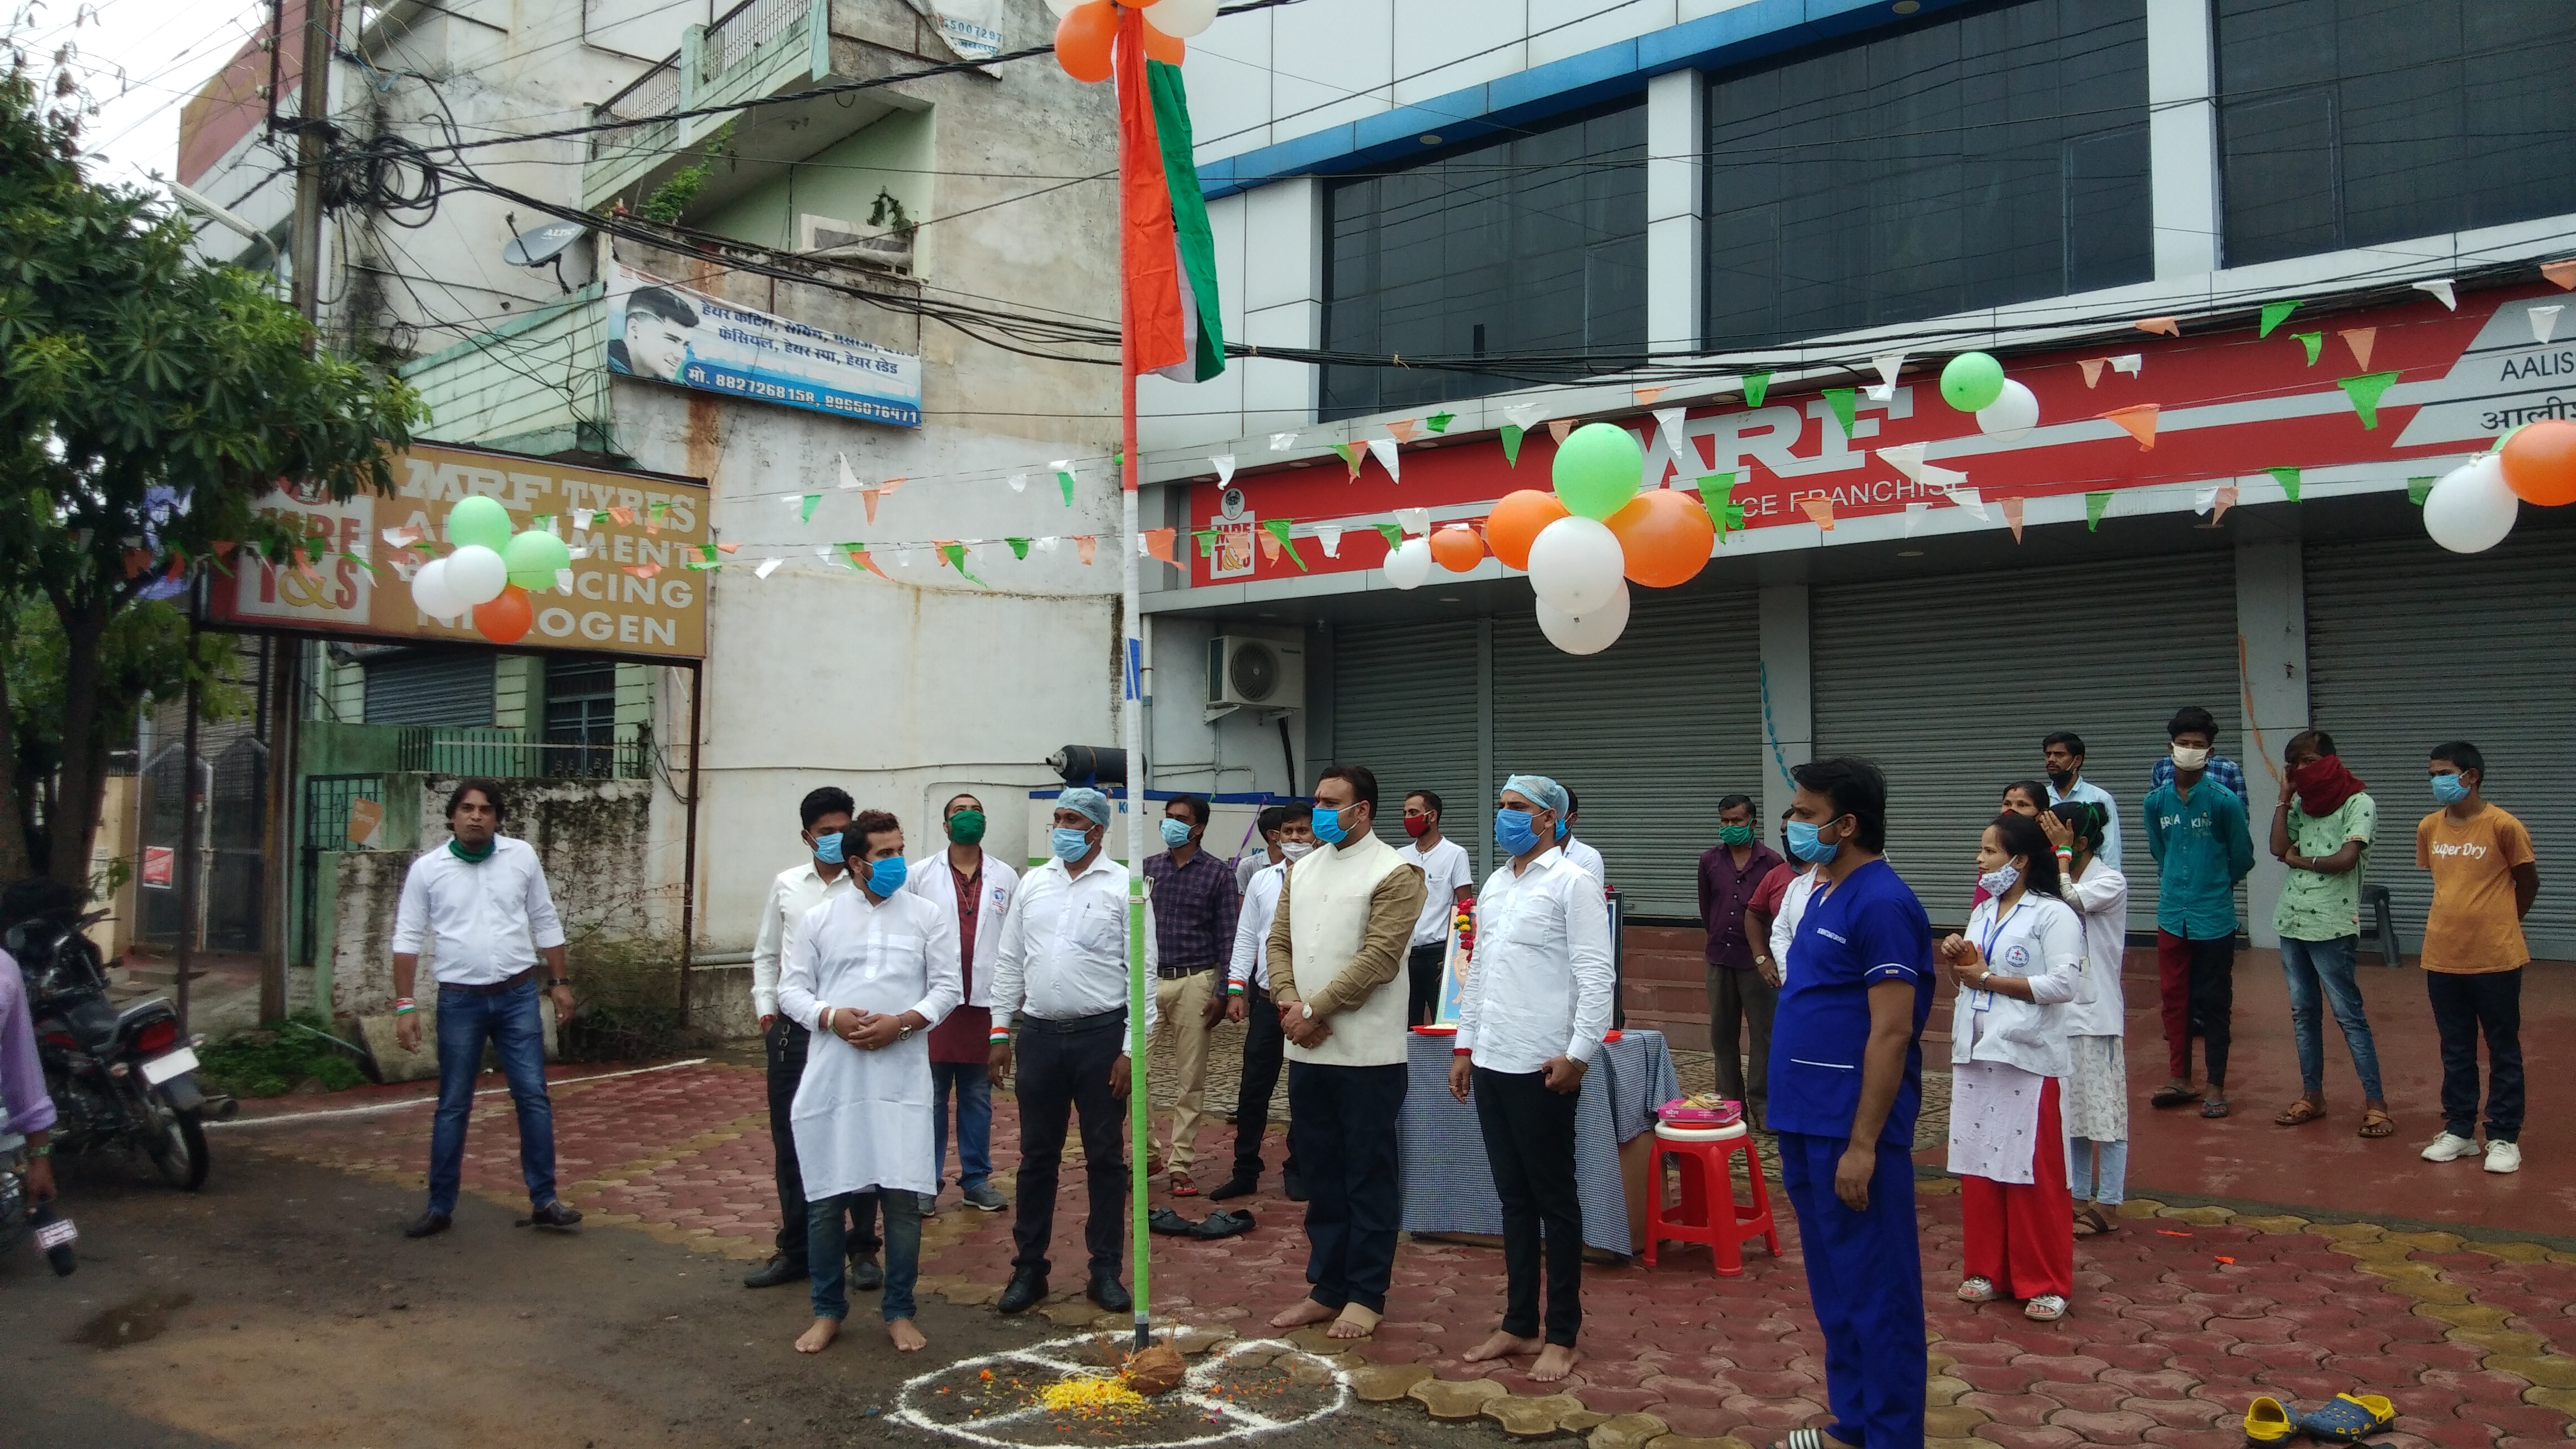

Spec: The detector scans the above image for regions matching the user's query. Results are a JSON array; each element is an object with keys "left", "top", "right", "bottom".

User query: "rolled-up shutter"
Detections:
[
  {"left": 1811, "top": 552, "right": 2240, "bottom": 927},
  {"left": 1331, "top": 619, "right": 1484, "bottom": 858},
  {"left": 2304, "top": 530, "right": 2576, "bottom": 959},
  {"left": 362, "top": 651, "right": 496, "bottom": 726}
]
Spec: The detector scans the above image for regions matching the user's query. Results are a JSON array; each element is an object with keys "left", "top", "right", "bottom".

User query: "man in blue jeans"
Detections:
[
  {"left": 391, "top": 779, "right": 583, "bottom": 1239},
  {"left": 2266, "top": 730, "right": 2392, "bottom": 1137}
]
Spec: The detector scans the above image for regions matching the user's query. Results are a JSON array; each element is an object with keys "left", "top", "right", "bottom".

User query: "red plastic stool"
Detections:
[{"left": 1643, "top": 1122, "right": 1779, "bottom": 1276}]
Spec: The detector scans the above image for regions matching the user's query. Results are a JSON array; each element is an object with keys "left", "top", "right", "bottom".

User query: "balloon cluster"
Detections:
[
  {"left": 1940, "top": 351, "right": 2040, "bottom": 442},
  {"left": 2424, "top": 419, "right": 2576, "bottom": 555},
  {"left": 1049, "top": 0, "right": 1213, "bottom": 79},
  {"left": 408, "top": 495, "right": 572, "bottom": 644}
]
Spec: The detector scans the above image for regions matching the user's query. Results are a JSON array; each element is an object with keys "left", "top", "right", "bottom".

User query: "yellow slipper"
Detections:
[{"left": 2242, "top": 1395, "right": 2295, "bottom": 1443}]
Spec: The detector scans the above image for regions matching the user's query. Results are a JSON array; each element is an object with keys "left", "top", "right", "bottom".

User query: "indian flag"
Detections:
[{"left": 1116, "top": 37, "right": 1225, "bottom": 383}]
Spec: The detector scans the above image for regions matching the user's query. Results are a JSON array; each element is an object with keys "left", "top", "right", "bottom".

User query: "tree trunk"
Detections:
[
  {"left": 48, "top": 603, "right": 109, "bottom": 892},
  {"left": 0, "top": 638, "right": 31, "bottom": 882}
]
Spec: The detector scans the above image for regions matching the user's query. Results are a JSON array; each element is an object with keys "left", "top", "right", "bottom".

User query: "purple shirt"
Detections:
[
  {"left": 1142, "top": 845, "right": 1240, "bottom": 970},
  {"left": 1697, "top": 841, "right": 1786, "bottom": 970},
  {"left": 0, "top": 950, "right": 57, "bottom": 1137}
]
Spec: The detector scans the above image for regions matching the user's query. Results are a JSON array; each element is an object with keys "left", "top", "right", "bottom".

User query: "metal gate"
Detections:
[{"left": 301, "top": 774, "right": 386, "bottom": 968}]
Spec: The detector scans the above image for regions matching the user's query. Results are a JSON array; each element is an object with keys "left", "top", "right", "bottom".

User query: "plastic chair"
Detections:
[
  {"left": 1644, "top": 1121, "right": 1779, "bottom": 1277},
  {"left": 2362, "top": 884, "right": 2404, "bottom": 966}
]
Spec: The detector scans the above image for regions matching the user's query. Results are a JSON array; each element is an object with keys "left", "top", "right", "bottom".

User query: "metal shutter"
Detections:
[
  {"left": 1332, "top": 619, "right": 1485, "bottom": 860},
  {"left": 1490, "top": 589, "right": 1764, "bottom": 918},
  {"left": 362, "top": 651, "right": 496, "bottom": 726},
  {"left": 1811, "top": 552, "right": 2240, "bottom": 926},
  {"left": 2305, "top": 531, "right": 2576, "bottom": 959}
]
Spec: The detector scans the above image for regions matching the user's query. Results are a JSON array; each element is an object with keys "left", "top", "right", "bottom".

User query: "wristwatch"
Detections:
[
  {"left": 547, "top": 977, "right": 573, "bottom": 989},
  {"left": 896, "top": 1020, "right": 917, "bottom": 1042}
]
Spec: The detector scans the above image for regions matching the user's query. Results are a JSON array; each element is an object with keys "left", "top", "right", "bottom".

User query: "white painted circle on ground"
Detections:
[{"left": 892, "top": 1333, "right": 1352, "bottom": 1447}]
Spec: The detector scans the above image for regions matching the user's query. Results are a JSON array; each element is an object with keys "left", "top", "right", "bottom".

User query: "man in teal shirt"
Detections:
[{"left": 2144, "top": 719, "right": 2254, "bottom": 1119}]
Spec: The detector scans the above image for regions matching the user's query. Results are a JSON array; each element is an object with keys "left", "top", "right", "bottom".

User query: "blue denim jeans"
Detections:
[
  {"left": 2068, "top": 1138, "right": 2128, "bottom": 1206},
  {"left": 2279, "top": 935, "right": 2385, "bottom": 1101},
  {"left": 428, "top": 977, "right": 556, "bottom": 1215},
  {"left": 932, "top": 1060, "right": 994, "bottom": 1192},
  {"left": 809, "top": 1188, "right": 922, "bottom": 1322}
]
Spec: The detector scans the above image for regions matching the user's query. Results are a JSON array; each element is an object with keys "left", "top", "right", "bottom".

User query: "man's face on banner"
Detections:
[{"left": 624, "top": 309, "right": 690, "bottom": 380}]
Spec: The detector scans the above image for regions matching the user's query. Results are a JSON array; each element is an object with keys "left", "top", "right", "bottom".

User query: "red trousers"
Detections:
[
  {"left": 2156, "top": 929, "right": 2236, "bottom": 1085},
  {"left": 1961, "top": 1075, "right": 2073, "bottom": 1300}
]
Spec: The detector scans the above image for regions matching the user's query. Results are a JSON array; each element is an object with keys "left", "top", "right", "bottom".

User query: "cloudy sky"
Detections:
[{"left": 12, "top": 0, "right": 268, "bottom": 193}]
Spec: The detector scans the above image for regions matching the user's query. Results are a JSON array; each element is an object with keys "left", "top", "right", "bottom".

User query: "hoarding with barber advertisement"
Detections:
[{"left": 605, "top": 261, "right": 922, "bottom": 428}]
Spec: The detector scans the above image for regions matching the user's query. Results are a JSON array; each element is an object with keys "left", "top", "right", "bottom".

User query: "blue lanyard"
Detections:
[{"left": 1972, "top": 897, "right": 2027, "bottom": 1011}]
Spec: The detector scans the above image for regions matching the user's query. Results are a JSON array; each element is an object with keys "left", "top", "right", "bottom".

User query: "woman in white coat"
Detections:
[
  {"left": 776, "top": 809, "right": 961, "bottom": 1356},
  {"left": 2044, "top": 799, "right": 2130, "bottom": 1239},
  {"left": 1938, "top": 811, "right": 2085, "bottom": 1322}
]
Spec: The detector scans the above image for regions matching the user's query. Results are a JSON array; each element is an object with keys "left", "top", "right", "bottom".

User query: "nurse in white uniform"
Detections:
[{"left": 776, "top": 808, "right": 960, "bottom": 1355}]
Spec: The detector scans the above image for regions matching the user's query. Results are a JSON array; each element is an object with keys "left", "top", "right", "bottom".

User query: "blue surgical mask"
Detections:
[
  {"left": 1051, "top": 826, "right": 1095, "bottom": 861},
  {"left": 1159, "top": 817, "right": 1193, "bottom": 850},
  {"left": 864, "top": 855, "right": 908, "bottom": 897},
  {"left": 813, "top": 831, "right": 845, "bottom": 865},
  {"left": 2431, "top": 773, "right": 2470, "bottom": 805},
  {"left": 1495, "top": 807, "right": 1541, "bottom": 855},
  {"left": 1786, "top": 819, "right": 1841, "bottom": 864},
  {"left": 1311, "top": 804, "right": 1348, "bottom": 845}
]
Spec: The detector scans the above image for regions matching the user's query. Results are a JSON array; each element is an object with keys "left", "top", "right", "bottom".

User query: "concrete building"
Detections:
[{"left": 1129, "top": 0, "right": 2576, "bottom": 1040}]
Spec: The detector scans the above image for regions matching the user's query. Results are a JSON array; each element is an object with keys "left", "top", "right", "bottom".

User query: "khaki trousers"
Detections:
[{"left": 1151, "top": 968, "right": 1218, "bottom": 1171}]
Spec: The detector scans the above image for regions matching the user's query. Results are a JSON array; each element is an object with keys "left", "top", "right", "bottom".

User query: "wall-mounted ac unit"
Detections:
[
  {"left": 1209, "top": 636, "right": 1304, "bottom": 708},
  {"left": 795, "top": 212, "right": 913, "bottom": 272}
]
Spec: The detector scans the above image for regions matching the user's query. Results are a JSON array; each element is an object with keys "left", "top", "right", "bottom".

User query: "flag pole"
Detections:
[{"left": 1116, "top": 3, "right": 1154, "bottom": 1356}]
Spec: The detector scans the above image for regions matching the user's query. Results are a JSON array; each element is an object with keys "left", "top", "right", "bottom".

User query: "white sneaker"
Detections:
[
  {"left": 2485, "top": 1139, "right": 2522, "bottom": 1175},
  {"left": 2422, "top": 1131, "right": 2480, "bottom": 1162}
]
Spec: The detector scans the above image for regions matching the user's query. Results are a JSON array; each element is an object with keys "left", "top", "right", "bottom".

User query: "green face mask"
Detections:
[
  {"left": 946, "top": 809, "right": 987, "bottom": 846},
  {"left": 1717, "top": 824, "right": 1754, "bottom": 847}
]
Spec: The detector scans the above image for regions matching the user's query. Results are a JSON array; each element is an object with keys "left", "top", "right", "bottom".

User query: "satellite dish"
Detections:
[{"left": 503, "top": 220, "right": 588, "bottom": 267}]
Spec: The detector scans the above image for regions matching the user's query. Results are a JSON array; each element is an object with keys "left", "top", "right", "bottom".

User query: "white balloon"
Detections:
[
  {"left": 2423, "top": 454, "right": 2518, "bottom": 554},
  {"left": 1977, "top": 378, "right": 2039, "bottom": 443},
  {"left": 1535, "top": 583, "right": 1630, "bottom": 656},
  {"left": 410, "top": 557, "right": 464, "bottom": 620},
  {"left": 1525, "top": 515, "right": 1625, "bottom": 615},
  {"left": 1382, "top": 535, "right": 1432, "bottom": 590},
  {"left": 445, "top": 543, "right": 508, "bottom": 605},
  {"left": 1143, "top": 0, "right": 1218, "bottom": 37}
]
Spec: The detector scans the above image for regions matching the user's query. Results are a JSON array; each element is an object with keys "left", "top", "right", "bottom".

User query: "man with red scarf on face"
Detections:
[{"left": 2267, "top": 730, "right": 2392, "bottom": 1138}]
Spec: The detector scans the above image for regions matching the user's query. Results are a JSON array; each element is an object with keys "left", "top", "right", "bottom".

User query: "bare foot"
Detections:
[
  {"left": 794, "top": 1318, "right": 840, "bottom": 1355},
  {"left": 1530, "top": 1344, "right": 1581, "bottom": 1382},
  {"left": 1268, "top": 1298, "right": 1337, "bottom": 1330},
  {"left": 1326, "top": 1304, "right": 1381, "bottom": 1340},
  {"left": 888, "top": 1318, "right": 927, "bottom": 1353},
  {"left": 1462, "top": 1330, "right": 1541, "bottom": 1363}
]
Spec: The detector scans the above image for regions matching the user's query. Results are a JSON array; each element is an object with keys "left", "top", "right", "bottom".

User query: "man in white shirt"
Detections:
[
  {"left": 391, "top": 779, "right": 580, "bottom": 1240},
  {"left": 1398, "top": 789, "right": 1478, "bottom": 1026},
  {"left": 2043, "top": 731, "right": 2124, "bottom": 872},
  {"left": 1210, "top": 804, "right": 1314, "bottom": 1202},
  {"left": 987, "top": 787, "right": 1157, "bottom": 1318},
  {"left": 1448, "top": 774, "right": 1614, "bottom": 1384},
  {"left": 1559, "top": 789, "right": 1607, "bottom": 886},
  {"left": 776, "top": 809, "right": 960, "bottom": 1357},
  {"left": 905, "top": 793, "right": 1017, "bottom": 1216},
  {"left": 743, "top": 788, "right": 872, "bottom": 1291}
]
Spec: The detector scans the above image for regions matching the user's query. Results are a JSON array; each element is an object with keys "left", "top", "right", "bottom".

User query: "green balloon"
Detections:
[
  {"left": 447, "top": 494, "right": 515, "bottom": 552},
  {"left": 502, "top": 528, "right": 572, "bottom": 589},
  {"left": 1551, "top": 422, "right": 1644, "bottom": 520},
  {"left": 1940, "top": 352, "right": 2006, "bottom": 412}
]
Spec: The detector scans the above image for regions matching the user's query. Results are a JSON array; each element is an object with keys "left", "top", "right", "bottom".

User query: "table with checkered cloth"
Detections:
[{"left": 1396, "top": 1029, "right": 1681, "bottom": 1255}]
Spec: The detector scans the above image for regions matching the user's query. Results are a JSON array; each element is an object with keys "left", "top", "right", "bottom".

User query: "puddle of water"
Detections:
[{"left": 72, "top": 1293, "right": 195, "bottom": 1349}]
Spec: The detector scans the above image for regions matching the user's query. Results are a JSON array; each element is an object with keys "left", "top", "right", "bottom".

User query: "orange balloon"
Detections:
[
  {"left": 1484, "top": 489, "right": 1569, "bottom": 570},
  {"left": 1055, "top": 1, "right": 1116, "bottom": 82},
  {"left": 1429, "top": 525, "right": 1484, "bottom": 572},
  {"left": 473, "top": 584, "right": 534, "bottom": 645},
  {"left": 1606, "top": 489, "right": 1715, "bottom": 588},
  {"left": 1140, "top": 23, "right": 1185, "bottom": 63},
  {"left": 2500, "top": 419, "right": 2576, "bottom": 506}
]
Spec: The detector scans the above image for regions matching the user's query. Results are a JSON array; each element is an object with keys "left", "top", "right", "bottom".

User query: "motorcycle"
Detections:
[
  {"left": 0, "top": 1131, "right": 77, "bottom": 1275},
  {"left": 3, "top": 884, "right": 221, "bottom": 1191}
]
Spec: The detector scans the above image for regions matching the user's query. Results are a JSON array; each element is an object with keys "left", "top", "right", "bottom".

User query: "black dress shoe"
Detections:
[
  {"left": 1283, "top": 1174, "right": 1307, "bottom": 1203},
  {"left": 997, "top": 1268, "right": 1049, "bottom": 1315},
  {"left": 849, "top": 1254, "right": 885, "bottom": 1291},
  {"left": 1206, "top": 1175, "right": 1259, "bottom": 1202},
  {"left": 527, "top": 1200, "right": 583, "bottom": 1230},
  {"left": 1087, "top": 1273, "right": 1133, "bottom": 1313},
  {"left": 402, "top": 1209, "right": 452, "bottom": 1239},
  {"left": 743, "top": 1254, "right": 807, "bottom": 1289}
]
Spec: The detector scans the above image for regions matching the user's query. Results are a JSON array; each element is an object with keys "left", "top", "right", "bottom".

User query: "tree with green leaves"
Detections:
[{"left": 0, "top": 64, "right": 423, "bottom": 888}]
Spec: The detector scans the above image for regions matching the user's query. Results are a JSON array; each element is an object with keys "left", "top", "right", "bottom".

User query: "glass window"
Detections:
[
  {"left": 1703, "top": 0, "right": 2149, "bottom": 352},
  {"left": 1321, "top": 103, "right": 1647, "bottom": 420},
  {"left": 544, "top": 657, "right": 619, "bottom": 778},
  {"left": 2217, "top": 0, "right": 2576, "bottom": 267}
]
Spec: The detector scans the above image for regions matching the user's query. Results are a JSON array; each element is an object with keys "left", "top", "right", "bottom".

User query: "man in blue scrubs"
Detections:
[{"left": 1767, "top": 757, "right": 1934, "bottom": 1449}]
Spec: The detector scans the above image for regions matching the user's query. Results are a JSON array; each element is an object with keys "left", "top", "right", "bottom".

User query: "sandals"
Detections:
[
  {"left": 1169, "top": 1170, "right": 1199, "bottom": 1198},
  {"left": 2243, "top": 1395, "right": 2295, "bottom": 1443},
  {"left": 2275, "top": 1098, "right": 2327, "bottom": 1126},
  {"left": 2151, "top": 1084, "right": 2204, "bottom": 1109},
  {"left": 2359, "top": 1107, "right": 2397, "bottom": 1139},
  {"left": 2295, "top": 1393, "right": 2397, "bottom": 1442},
  {"left": 2074, "top": 1204, "right": 2119, "bottom": 1238},
  {"left": 1955, "top": 1277, "right": 2001, "bottom": 1303},
  {"left": 2201, "top": 1098, "right": 2232, "bottom": 1119},
  {"left": 2022, "top": 1294, "right": 2068, "bottom": 1322}
]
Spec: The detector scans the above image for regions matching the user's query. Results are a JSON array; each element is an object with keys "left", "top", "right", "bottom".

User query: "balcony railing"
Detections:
[
  {"left": 707, "top": 0, "right": 809, "bottom": 79},
  {"left": 590, "top": 58, "right": 680, "bottom": 163},
  {"left": 395, "top": 727, "right": 648, "bottom": 782}
]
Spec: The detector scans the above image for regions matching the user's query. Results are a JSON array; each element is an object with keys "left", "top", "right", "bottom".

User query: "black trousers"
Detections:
[
  {"left": 1707, "top": 966, "right": 1779, "bottom": 1128},
  {"left": 768, "top": 1018, "right": 876, "bottom": 1263},
  {"left": 1287, "top": 1061, "right": 1407, "bottom": 1314},
  {"left": 2428, "top": 968, "right": 2524, "bottom": 1142},
  {"left": 1011, "top": 1012, "right": 1129, "bottom": 1280},
  {"left": 1471, "top": 1066, "right": 1583, "bottom": 1345},
  {"left": 1230, "top": 987, "right": 1297, "bottom": 1185},
  {"left": 1406, "top": 943, "right": 1447, "bottom": 1026}
]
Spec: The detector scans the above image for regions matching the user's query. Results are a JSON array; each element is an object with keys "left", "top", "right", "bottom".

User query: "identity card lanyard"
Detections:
[{"left": 1972, "top": 898, "right": 2026, "bottom": 1014}]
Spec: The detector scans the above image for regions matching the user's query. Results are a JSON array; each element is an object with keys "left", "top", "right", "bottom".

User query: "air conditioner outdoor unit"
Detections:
[
  {"left": 795, "top": 212, "right": 913, "bottom": 272},
  {"left": 1209, "top": 635, "right": 1304, "bottom": 709}
]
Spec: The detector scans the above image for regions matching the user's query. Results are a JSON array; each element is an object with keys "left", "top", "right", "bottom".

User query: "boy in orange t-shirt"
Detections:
[{"left": 2414, "top": 741, "right": 2540, "bottom": 1175}]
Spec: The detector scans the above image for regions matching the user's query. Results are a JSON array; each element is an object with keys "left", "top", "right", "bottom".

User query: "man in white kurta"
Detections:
[{"left": 776, "top": 811, "right": 960, "bottom": 1354}]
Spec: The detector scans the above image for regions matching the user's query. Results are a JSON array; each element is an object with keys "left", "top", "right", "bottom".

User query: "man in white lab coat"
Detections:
[{"left": 776, "top": 809, "right": 960, "bottom": 1356}]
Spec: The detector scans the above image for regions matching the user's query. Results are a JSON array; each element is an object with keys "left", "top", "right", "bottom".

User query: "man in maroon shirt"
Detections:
[
  {"left": 1699, "top": 793, "right": 1786, "bottom": 1130},
  {"left": 907, "top": 793, "right": 1019, "bottom": 1214}
]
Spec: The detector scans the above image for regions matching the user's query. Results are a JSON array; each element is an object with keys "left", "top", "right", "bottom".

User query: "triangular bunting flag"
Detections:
[
  {"left": 1821, "top": 388, "right": 1857, "bottom": 437},
  {"left": 2100, "top": 404, "right": 2160, "bottom": 449},
  {"left": 1633, "top": 385, "right": 1666, "bottom": 405},
  {"left": 1500, "top": 425, "right": 1526, "bottom": 467},
  {"left": 2293, "top": 332, "right": 2322, "bottom": 365},
  {"left": 1868, "top": 352, "right": 1906, "bottom": 401},
  {"left": 2001, "top": 497, "right": 2026, "bottom": 542},
  {"left": 1742, "top": 372, "right": 1772, "bottom": 407},
  {"left": 1700, "top": 473, "right": 1736, "bottom": 522},
  {"left": 1386, "top": 419, "right": 1420, "bottom": 444},
  {"left": 1052, "top": 461, "right": 1076, "bottom": 505},
  {"left": 755, "top": 557, "right": 784, "bottom": 579},
  {"left": 2337, "top": 372, "right": 2400, "bottom": 429},
  {"left": 800, "top": 494, "right": 822, "bottom": 523},
  {"left": 1374, "top": 523, "right": 1403, "bottom": 549},
  {"left": 2407, "top": 476, "right": 2437, "bottom": 505},
  {"left": 1074, "top": 536, "right": 1097, "bottom": 564},
  {"left": 1315, "top": 525, "right": 1344, "bottom": 557},
  {"left": 2109, "top": 354, "right": 2142, "bottom": 377},
  {"left": 2194, "top": 486, "right": 2220, "bottom": 516},
  {"left": 937, "top": 542, "right": 987, "bottom": 586},
  {"left": 1919, "top": 461, "right": 1969, "bottom": 490},
  {"left": 1008, "top": 473, "right": 1028, "bottom": 493},
  {"left": 1945, "top": 487, "right": 1988, "bottom": 522},
  {"left": 1366, "top": 438, "right": 1401, "bottom": 481},
  {"left": 1798, "top": 496, "right": 1835, "bottom": 530},
  {"left": 2137, "top": 316, "right": 2181, "bottom": 337},
  {"left": 1504, "top": 401, "right": 1550, "bottom": 430},
  {"left": 850, "top": 547, "right": 889, "bottom": 579},
  {"left": 1654, "top": 407, "right": 1690, "bottom": 466},
  {"left": 1007, "top": 537, "right": 1033, "bottom": 560},
  {"left": 1878, "top": 442, "right": 1926, "bottom": 482},
  {"left": 1330, "top": 442, "right": 1364, "bottom": 478},
  {"left": 1426, "top": 411, "right": 1455, "bottom": 434},
  {"left": 1902, "top": 501, "right": 1931, "bottom": 537},
  {"left": 2341, "top": 329, "right": 2376, "bottom": 370},
  {"left": 1269, "top": 432, "right": 1298, "bottom": 452},
  {"left": 2413, "top": 278, "right": 2456, "bottom": 310},
  {"left": 1262, "top": 518, "right": 1307, "bottom": 572},
  {"left": 607, "top": 506, "right": 636, "bottom": 526},
  {"left": 718, "top": 542, "right": 738, "bottom": 555},
  {"left": 382, "top": 525, "right": 424, "bottom": 548},
  {"left": 2259, "top": 300, "right": 2302, "bottom": 337},
  {"left": 1194, "top": 528, "right": 1219, "bottom": 557},
  {"left": 2085, "top": 491, "right": 2113, "bottom": 531},
  {"left": 624, "top": 561, "right": 661, "bottom": 579},
  {"left": 1546, "top": 419, "right": 1574, "bottom": 445},
  {"left": 1211, "top": 454, "right": 1237, "bottom": 485},
  {"left": 839, "top": 453, "right": 863, "bottom": 490},
  {"left": 1395, "top": 507, "right": 1431, "bottom": 536},
  {"left": 2213, "top": 485, "right": 2239, "bottom": 523},
  {"left": 1256, "top": 528, "right": 1279, "bottom": 564},
  {"left": 1144, "top": 528, "right": 1178, "bottom": 565},
  {"left": 2531, "top": 305, "right": 2564, "bottom": 345},
  {"left": 2078, "top": 358, "right": 2105, "bottom": 389},
  {"left": 2267, "top": 466, "right": 2303, "bottom": 501},
  {"left": 572, "top": 508, "right": 595, "bottom": 532},
  {"left": 2544, "top": 259, "right": 2576, "bottom": 291},
  {"left": 861, "top": 489, "right": 883, "bottom": 524}
]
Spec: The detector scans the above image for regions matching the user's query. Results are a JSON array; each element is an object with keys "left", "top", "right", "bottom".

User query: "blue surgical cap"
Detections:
[
  {"left": 1502, "top": 774, "right": 1567, "bottom": 817},
  {"left": 1058, "top": 787, "right": 1112, "bottom": 825}
]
